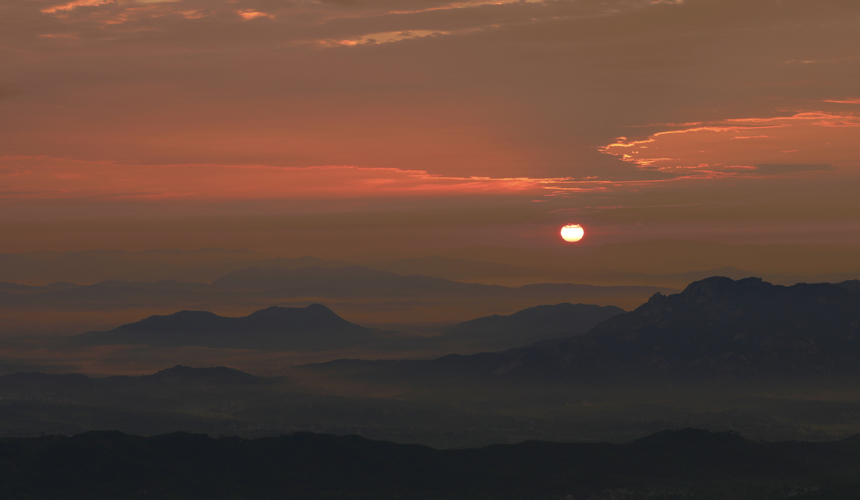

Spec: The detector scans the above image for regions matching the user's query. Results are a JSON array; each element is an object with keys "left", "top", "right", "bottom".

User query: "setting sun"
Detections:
[{"left": 560, "top": 224, "right": 585, "bottom": 242}]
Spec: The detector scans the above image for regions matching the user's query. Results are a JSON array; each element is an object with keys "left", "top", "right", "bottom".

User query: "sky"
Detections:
[{"left": 2, "top": 0, "right": 860, "bottom": 256}]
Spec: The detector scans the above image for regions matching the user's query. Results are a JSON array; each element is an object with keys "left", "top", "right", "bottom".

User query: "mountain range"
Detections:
[
  {"left": 313, "top": 277, "right": 860, "bottom": 381},
  {"left": 77, "top": 305, "right": 374, "bottom": 350},
  {"left": 75, "top": 302, "right": 628, "bottom": 353},
  {"left": 1, "top": 244, "right": 858, "bottom": 286},
  {"left": 210, "top": 266, "right": 671, "bottom": 300},
  {"left": 0, "top": 266, "right": 674, "bottom": 306}
]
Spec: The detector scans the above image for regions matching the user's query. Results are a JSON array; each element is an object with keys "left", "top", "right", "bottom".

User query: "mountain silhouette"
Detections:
[
  {"left": 441, "top": 303, "right": 625, "bottom": 350},
  {"left": 0, "top": 267, "right": 673, "bottom": 316},
  {"left": 318, "top": 277, "right": 860, "bottom": 381},
  {"left": 142, "top": 365, "right": 263, "bottom": 385},
  {"left": 3, "top": 428, "right": 860, "bottom": 499},
  {"left": 0, "top": 366, "right": 261, "bottom": 396},
  {"left": 601, "top": 266, "right": 758, "bottom": 284},
  {"left": 77, "top": 304, "right": 374, "bottom": 350},
  {"left": 837, "top": 280, "right": 860, "bottom": 295}
]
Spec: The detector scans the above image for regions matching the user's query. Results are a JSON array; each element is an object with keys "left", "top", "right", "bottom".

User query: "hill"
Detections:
[
  {"left": 1, "top": 428, "right": 859, "bottom": 499},
  {"left": 77, "top": 304, "right": 374, "bottom": 350},
  {"left": 837, "top": 279, "right": 860, "bottom": 295}
]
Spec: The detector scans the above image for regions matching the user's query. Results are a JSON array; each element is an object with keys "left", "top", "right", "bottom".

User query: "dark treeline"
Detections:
[{"left": 1, "top": 428, "right": 859, "bottom": 499}]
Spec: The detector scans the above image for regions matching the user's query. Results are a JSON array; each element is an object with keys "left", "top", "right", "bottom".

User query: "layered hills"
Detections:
[
  {"left": 0, "top": 268, "right": 669, "bottom": 307},
  {"left": 5, "top": 275, "right": 860, "bottom": 447},
  {"left": 315, "top": 277, "right": 860, "bottom": 381},
  {"left": 75, "top": 301, "right": 627, "bottom": 353}
]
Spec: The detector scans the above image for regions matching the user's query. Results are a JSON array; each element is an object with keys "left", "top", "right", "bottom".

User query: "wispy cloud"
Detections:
[
  {"left": 41, "top": 0, "right": 112, "bottom": 14},
  {"left": 600, "top": 109, "right": 860, "bottom": 178},
  {"left": 320, "top": 29, "right": 450, "bottom": 46},
  {"left": 824, "top": 98, "right": 860, "bottom": 104},
  {"left": 237, "top": 10, "right": 274, "bottom": 20}
]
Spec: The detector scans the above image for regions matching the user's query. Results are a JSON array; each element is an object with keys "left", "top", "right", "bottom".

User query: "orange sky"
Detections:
[{"left": 1, "top": 0, "right": 859, "bottom": 253}]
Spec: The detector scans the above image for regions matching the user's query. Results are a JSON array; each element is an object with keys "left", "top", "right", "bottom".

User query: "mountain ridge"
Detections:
[
  {"left": 440, "top": 303, "right": 626, "bottom": 350},
  {"left": 77, "top": 304, "right": 374, "bottom": 350},
  {"left": 312, "top": 277, "right": 860, "bottom": 381},
  {"left": 2, "top": 428, "right": 860, "bottom": 499}
]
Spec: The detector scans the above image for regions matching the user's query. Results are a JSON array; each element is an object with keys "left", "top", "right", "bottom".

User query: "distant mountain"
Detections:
[
  {"left": 368, "top": 256, "right": 551, "bottom": 282},
  {"left": 0, "top": 282, "right": 41, "bottom": 293},
  {"left": 442, "top": 303, "right": 625, "bottom": 350},
  {"left": 211, "top": 266, "right": 462, "bottom": 295},
  {"left": 0, "top": 281, "right": 78, "bottom": 295},
  {"left": 0, "top": 366, "right": 261, "bottom": 396},
  {"left": 837, "top": 280, "right": 860, "bottom": 295},
  {"left": 0, "top": 280, "right": 212, "bottom": 310},
  {"left": 77, "top": 304, "right": 374, "bottom": 350},
  {"left": 211, "top": 266, "right": 675, "bottom": 299},
  {"left": 601, "top": 268, "right": 860, "bottom": 287},
  {"left": 24, "top": 281, "right": 205, "bottom": 305},
  {"left": 0, "top": 249, "right": 353, "bottom": 284},
  {"left": 316, "top": 277, "right": 860, "bottom": 381},
  {"left": 0, "top": 266, "right": 674, "bottom": 308},
  {"left": 1, "top": 243, "right": 857, "bottom": 287},
  {"left": 601, "top": 266, "right": 759, "bottom": 284},
  {"left": 141, "top": 365, "right": 263, "bottom": 385}
]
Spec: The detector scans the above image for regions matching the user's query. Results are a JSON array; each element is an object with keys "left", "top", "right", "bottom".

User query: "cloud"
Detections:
[
  {"left": 824, "top": 98, "right": 860, "bottom": 104},
  {"left": 3, "top": 0, "right": 860, "bottom": 186},
  {"left": 40, "top": 0, "right": 112, "bottom": 14},
  {"left": 753, "top": 163, "right": 833, "bottom": 175},
  {"left": 237, "top": 10, "right": 273, "bottom": 21},
  {"left": 320, "top": 29, "right": 451, "bottom": 46},
  {"left": 600, "top": 110, "right": 860, "bottom": 178},
  {"left": 0, "top": 157, "right": 557, "bottom": 201}
]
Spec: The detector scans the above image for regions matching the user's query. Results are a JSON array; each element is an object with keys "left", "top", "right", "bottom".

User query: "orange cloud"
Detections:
[
  {"left": 41, "top": 0, "right": 112, "bottom": 14},
  {"left": 823, "top": 98, "right": 860, "bottom": 104},
  {"left": 320, "top": 30, "right": 452, "bottom": 47},
  {"left": 601, "top": 111, "right": 860, "bottom": 178},
  {"left": 0, "top": 157, "right": 556, "bottom": 201},
  {"left": 237, "top": 10, "right": 273, "bottom": 20}
]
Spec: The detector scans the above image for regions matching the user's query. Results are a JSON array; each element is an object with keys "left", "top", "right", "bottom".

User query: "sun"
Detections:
[{"left": 560, "top": 224, "right": 584, "bottom": 242}]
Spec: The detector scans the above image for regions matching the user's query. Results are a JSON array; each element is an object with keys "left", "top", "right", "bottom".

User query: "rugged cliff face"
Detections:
[{"left": 487, "top": 277, "right": 860, "bottom": 380}]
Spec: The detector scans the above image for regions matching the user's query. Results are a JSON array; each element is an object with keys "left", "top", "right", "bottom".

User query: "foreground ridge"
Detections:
[{"left": 0, "top": 428, "right": 856, "bottom": 499}]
